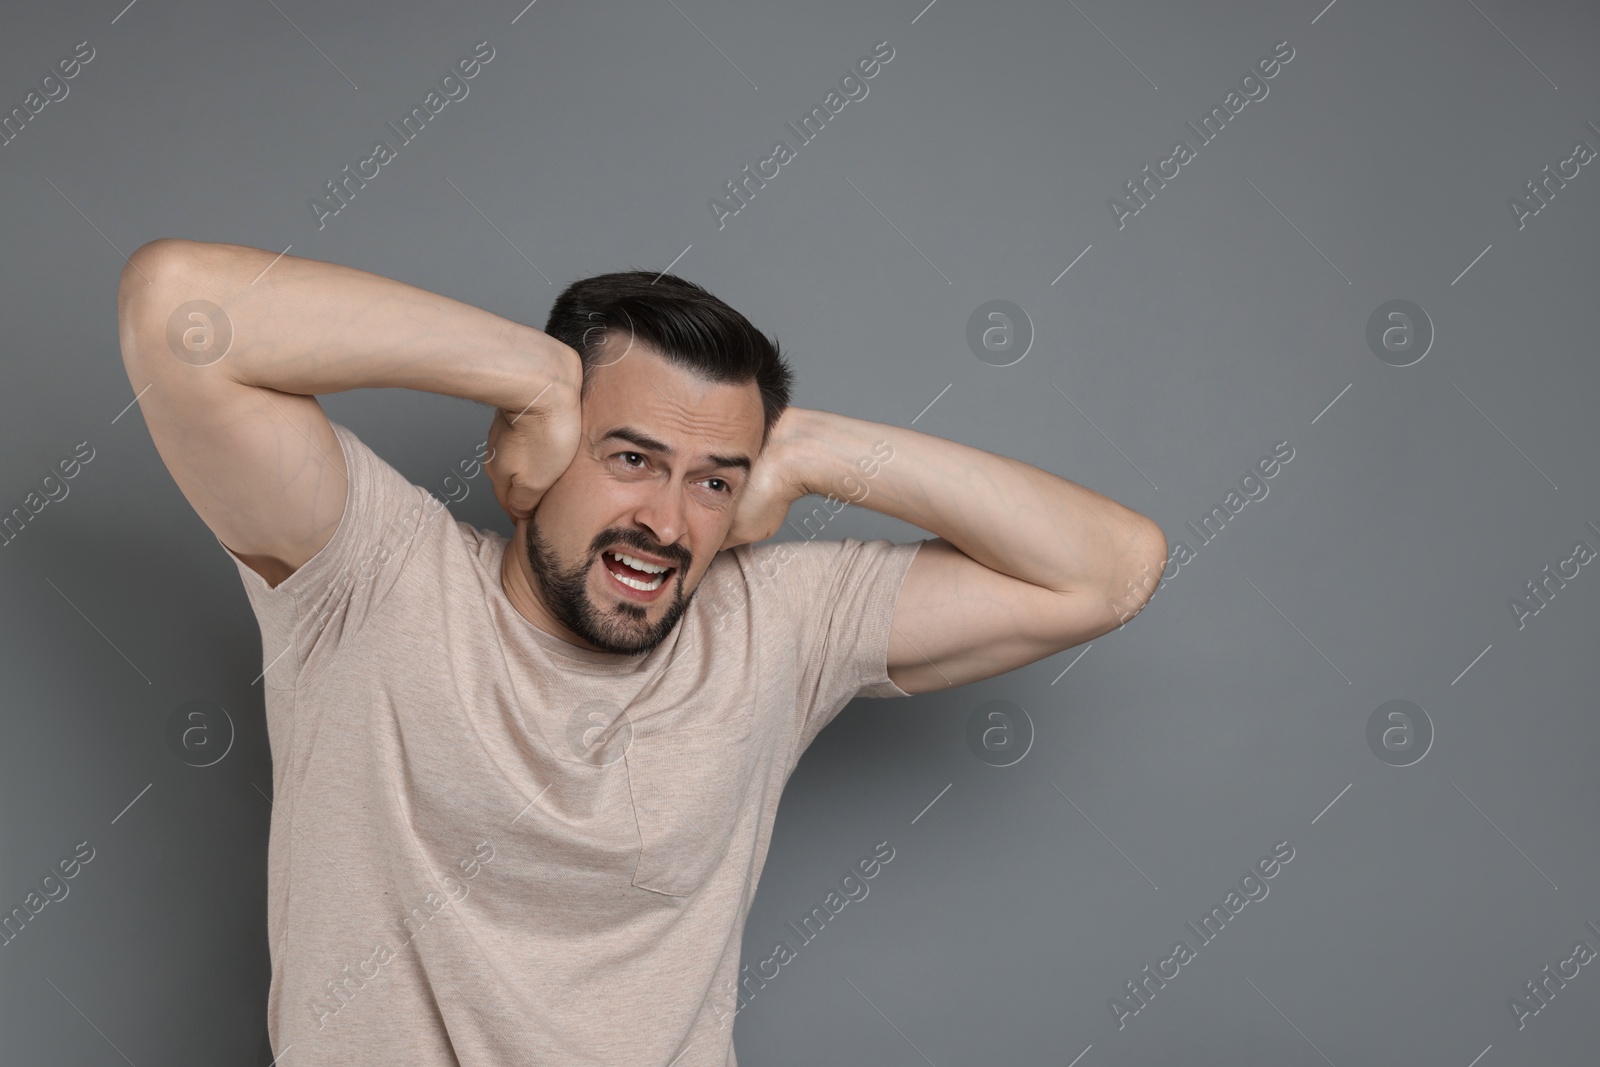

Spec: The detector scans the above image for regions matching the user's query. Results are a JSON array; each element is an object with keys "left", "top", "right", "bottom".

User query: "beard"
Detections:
[{"left": 522, "top": 507, "right": 694, "bottom": 656}]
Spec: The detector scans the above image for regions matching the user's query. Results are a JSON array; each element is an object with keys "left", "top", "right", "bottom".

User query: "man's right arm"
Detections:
[{"left": 116, "top": 239, "right": 580, "bottom": 588}]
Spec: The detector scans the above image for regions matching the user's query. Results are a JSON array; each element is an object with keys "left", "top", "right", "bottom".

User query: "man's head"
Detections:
[{"left": 513, "top": 271, "right": 793, "bottom": 656}]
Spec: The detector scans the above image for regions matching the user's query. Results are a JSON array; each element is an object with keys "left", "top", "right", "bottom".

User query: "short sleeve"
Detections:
[
  {"left": 221, "top": 420, "right": 439, "bottom": 691},
  {"left": 752, "top": 536, "right": 923, "bottom": 760}
]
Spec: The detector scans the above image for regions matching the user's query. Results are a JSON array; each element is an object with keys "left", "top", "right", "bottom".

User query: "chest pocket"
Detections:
[{"left": 624, "top": 713, "right": 755, "bottom": 897}]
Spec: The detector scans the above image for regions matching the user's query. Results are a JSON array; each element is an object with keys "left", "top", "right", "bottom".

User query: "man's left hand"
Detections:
[{"left": 719, "top": 406, "right": 812, "bottom": 551}]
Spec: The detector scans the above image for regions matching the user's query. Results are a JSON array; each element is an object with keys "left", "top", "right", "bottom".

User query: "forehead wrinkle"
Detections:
[{"left": 593, "top": 351, "right": 760, "bottom": 474}]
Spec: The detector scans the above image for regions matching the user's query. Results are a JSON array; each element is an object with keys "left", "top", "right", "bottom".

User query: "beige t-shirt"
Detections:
[{"left": 223, "top": 421, "right": 922, "bottom": 1066}]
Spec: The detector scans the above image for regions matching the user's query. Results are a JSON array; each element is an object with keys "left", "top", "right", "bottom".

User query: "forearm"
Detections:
[
  {"left": 120, "top": 239, "right": 578, "bottom": 415},
  {"left": 784, "top": 407, "right": 1164, "bottom": 598}
]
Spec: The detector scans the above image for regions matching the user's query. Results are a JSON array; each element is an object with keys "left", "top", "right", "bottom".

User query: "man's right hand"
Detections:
[{"left": 486, "top": 374, "right": 583, "bottom": 523}]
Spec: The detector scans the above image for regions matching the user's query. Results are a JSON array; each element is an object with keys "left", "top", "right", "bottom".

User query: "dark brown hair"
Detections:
[{"left": 543, "top": 271, "right": 794, "bottom": 447}]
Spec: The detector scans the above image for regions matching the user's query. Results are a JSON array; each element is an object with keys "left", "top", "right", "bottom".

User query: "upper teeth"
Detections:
[{"left": 609, "top": 550, "right": 669, "bottom": 574}]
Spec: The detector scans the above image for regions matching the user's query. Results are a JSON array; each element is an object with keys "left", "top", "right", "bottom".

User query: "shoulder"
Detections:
[{"left": 701, "top": 537, "right": 922, "bottom": 612}]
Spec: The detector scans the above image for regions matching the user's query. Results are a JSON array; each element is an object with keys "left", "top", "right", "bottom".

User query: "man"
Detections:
[{"left": 116, "top": 239, "right": 1165, "bottom": 1066}]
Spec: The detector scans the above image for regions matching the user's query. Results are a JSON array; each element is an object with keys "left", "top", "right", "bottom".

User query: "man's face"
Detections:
[{"left": 520, "top": 336, "right": 764, "bottom": 656}]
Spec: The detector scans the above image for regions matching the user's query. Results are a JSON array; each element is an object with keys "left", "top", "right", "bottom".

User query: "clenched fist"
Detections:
[
  {"left": 486, "top": 355, "right": 584, "bottom": 523},
  {"left": 719, "top": 406, "right": 812, "bottom": 551}
]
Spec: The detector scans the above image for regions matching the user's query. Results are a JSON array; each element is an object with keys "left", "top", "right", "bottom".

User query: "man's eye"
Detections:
[
  {"left": 703, "top": 478, "right": 730, "bottom": 494},
  {"left": 620, "top": 452, "right": 645, "bottom": 468}
]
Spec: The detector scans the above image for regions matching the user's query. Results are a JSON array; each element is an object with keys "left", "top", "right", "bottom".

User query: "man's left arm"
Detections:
[{"left": 776, "top": 407, "right": 1168, "bottom": 696}]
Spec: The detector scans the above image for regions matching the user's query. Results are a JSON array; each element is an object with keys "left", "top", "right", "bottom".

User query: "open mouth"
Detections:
[{"left": 600, "top": 549, "right": 677, "bottom": 595}]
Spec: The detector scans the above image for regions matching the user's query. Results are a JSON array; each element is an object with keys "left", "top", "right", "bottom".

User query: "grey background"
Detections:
[{"left": 2, "top": 0, "right": 1597, "bottom": 1063}]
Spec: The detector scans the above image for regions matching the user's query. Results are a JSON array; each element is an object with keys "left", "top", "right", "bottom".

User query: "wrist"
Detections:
[
  {"left": 771, "top": 406, "right": 828, "bottom": 500},
  {"left": 499, "top": 330, "right": 582, "bottom": 420},
  {"left": 788, "top": 408, "right": 899, "bottom": 508}
]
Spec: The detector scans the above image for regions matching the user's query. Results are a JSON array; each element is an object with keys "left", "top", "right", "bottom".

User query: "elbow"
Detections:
[
  {"left": 116, "top": 241, "right": 188, "bottom": 375},
  {"left": 1142, "top": 522, "right": 1169, "bottom": 580},
  {"left": 1118, "top": 521, "right": 1169, "bottom": 614},
  {"left": 1141, "top": 523, "right": 1169, "bottom": 595},
  {"left": 119, "top": 238, "right": 196, "bottom": 308},
  {"left": 117, "top": 239, "right": 200, "bottom": 366}
]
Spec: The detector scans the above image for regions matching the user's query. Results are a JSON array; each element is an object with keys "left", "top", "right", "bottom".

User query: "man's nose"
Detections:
[{"left": 633, "top": 480, "right": 688, "bottom": 553}]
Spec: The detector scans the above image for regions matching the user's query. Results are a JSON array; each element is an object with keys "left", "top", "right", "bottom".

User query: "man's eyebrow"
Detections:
[{"left": 602, "top": 426, "right": 752, "bottom": 473}]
